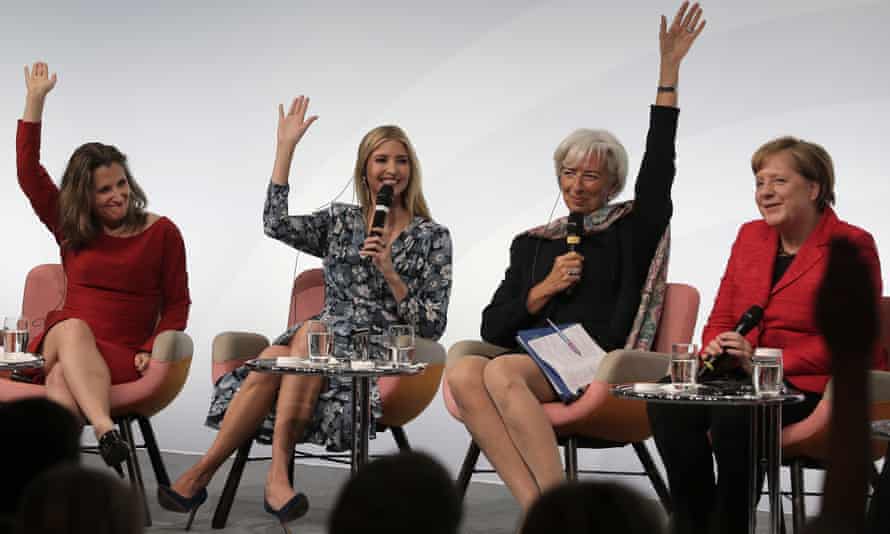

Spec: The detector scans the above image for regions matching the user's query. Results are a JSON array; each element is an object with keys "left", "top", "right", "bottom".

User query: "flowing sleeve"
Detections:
[
  {"left": 16, "top": 120, "right": 62, "bottom": 242},
  {"left": 262, "top": 181, "right": 331, "bottom": 256},
  {"left": 396, "top": 224, "right": 452, "bottom": 341},
  {"left": 139, "top": 220, "right": 191, "bottom": 353}
]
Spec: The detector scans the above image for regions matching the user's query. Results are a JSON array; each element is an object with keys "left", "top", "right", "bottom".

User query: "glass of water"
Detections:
[
  {"left": 306, "top": 320, "right": 332, "bottom": 365},
  {"left": 3, "top": 316, "right": 30, "bottom": 356},
  {"left": 385, "top": 324, "right": 414, "bottom": 367},
  {"left": 753, "top": 347, "right": 783, "bottom": 396},
  {"left": 670, "top": 343, "right": 699, "bottom": 389}
]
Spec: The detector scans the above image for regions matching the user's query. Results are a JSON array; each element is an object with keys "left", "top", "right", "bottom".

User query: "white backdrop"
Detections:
[{"left": 2, "top": 0, "right": 888, "bottom": 504}]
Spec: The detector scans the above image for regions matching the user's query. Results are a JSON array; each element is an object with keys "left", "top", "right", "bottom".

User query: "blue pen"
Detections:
[{"left": 546, "top": 318, "right": 582, "bottom": 357}]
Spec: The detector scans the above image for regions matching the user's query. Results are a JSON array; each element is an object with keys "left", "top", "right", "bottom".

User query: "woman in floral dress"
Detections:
[{"left": 159, "top": 96, "right": 452, "bottom": 527}]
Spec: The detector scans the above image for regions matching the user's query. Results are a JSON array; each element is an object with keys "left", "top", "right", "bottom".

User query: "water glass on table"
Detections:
[
  {"left": 2, "top": 316, "right": 30, "bottom": 356},
  {"left": 670, "top": 343, "right": 699, "bottom": 389},
  {"left": 306, "top": 320, "right": 333, "bottom": 365},
  {"left": 752, "top": 347, "right": 783, "bottom": 396},
  {"left": 385, "top": 324, "right": 414, "bottom": 367}
]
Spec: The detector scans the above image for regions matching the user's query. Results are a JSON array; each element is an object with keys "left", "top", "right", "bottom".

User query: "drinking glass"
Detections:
[
  {"left": 385, "top": 325, "right": 415, "bottom": 367},
  {"left": 752, "top": 347, "right": 783, "bottom": 396},
  {"left": 306, "top": 321, "right": 332, "bottom": 365},
  {"left": 2, "top": 316, "right": 30, "bottom": 356},
  {"left": 670, "top": 343, "right": 699, "bottom": 389}
]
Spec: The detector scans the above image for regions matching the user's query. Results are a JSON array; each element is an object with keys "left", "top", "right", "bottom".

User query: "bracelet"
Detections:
[{"left": 657, "top": 86, "right": 676, "bottom": 93}]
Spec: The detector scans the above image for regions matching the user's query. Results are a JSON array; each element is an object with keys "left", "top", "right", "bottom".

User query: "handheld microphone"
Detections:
[
  {"left": 698, "top": 305, "right": 764, "bottom": 378},
  {"left": 369, "top": 185, "right": 394, "bottom": 237},
  {"left": 565, "top": 212, "right": 584, "bottom": 296}
]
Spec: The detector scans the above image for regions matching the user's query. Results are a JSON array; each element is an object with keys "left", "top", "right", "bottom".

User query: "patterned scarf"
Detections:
[{"left": 526, "top": 201, "right": 670, "bottom": 351}]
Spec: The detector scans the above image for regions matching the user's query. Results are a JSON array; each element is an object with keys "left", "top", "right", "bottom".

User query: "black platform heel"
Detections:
[
  {"left": 97, "top": 429, "right": 129, "bottom": 477},
  {"left": 264, "top": 492, "right": 309, "bottom": 530}
]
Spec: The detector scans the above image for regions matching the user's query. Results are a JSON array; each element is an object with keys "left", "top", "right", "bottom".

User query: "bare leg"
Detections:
[
  {"left": 483, "top": 355, "right": 563, "bottom": 499},
  {"left": 44, "top": 364, "right": 84, "bottom": 427},
  {"left": 170, "top": 344, "right": 289, "bottom": 498},
  {"left": 446, "top": 356, "right": 540, "bottom": 509},
  {"left": 41, "top": 319, "right": 114, "bottom": 437},
  {"left": 265, "top": 322, "right": 325, "bottom": 509}
]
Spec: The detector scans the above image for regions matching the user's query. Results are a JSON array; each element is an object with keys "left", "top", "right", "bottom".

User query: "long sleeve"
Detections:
[
  {"left": 701, "top": 228, "right": 746, "bottom": 349},
  {"left": 139, "top": 221, "right": 191, "bottom": 353},
  {"left": 262, "top": 182, "right": 330, "bottom": 256},
  {"left": 16, "top": 120, "right": 61, "bottom": 241},
  {"left": 480, "top": 236, "right": 536, "bottom": 348},
  {"left": 396, "top": 225, "right": 453, "bottom": 341}
]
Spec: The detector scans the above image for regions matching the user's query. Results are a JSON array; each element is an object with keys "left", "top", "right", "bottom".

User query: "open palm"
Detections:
[
  {"left": 660, "top": 2, "right": 706, "bottom": 68},
  {"left": 24, "top": 62, "right": 57, "bottom": 99},
  {"left": 278, "top": 95, "right": 318, "bottom": 147}
]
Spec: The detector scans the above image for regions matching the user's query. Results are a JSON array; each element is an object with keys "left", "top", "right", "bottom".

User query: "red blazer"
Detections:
[{"left": 702, "top": 207, "right": 884, "bottom": 393}]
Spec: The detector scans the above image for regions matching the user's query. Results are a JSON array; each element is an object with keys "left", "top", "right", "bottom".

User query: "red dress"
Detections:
[{"left": 16, "top": 120, "right": 190, "bottom": 384}]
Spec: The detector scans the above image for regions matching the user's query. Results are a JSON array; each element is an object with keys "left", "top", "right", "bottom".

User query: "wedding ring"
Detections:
[{"left": 568, "top": 269, "right": 580, "bottom": 276}]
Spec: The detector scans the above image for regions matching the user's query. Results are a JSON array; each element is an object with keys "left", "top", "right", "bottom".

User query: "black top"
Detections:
[
  {"left": 771, "top": 254, "right": 795, "bottom": 286},
  {"left": 480, "top": 106, "right": 679, "bottom": 352}
]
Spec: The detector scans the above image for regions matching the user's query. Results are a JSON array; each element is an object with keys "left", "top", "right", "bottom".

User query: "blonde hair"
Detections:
[
  {"left": 751, "top": 136, "right": 836, "bottom": 210},
  {"left": 59, "top": 142, "right": 148, "bottom": 250},
  {"left": 553, "top": 129, "right": 628, "bottom": 199},
  {"left": 352, "top": 125, "right": 432, "bottom": 221}
]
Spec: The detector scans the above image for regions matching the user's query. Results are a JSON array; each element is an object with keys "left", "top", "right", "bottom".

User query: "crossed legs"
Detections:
[
  {"left": 446, "top": 354, "right": 562, "bottom": 510},
  {"left": 170, "top": 321, "right": 323, "bottom": 507},
  {"left": 41, "top": 318, "right": 115, "bottom": 438}
]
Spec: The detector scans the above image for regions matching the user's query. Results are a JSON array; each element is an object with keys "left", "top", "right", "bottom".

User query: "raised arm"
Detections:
[
  {"left": 656, "top": 2, "right": 706, "bottom": 108},
  {"left": 271, "top": 95, "right": 318, "bottom": 186},
  {"left": 23, "top": 62, "right": 57, "bottom": 123}
]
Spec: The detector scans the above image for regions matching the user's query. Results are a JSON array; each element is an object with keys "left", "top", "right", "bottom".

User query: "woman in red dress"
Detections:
[{"left": 16, "top": 62, "right": 190, "bottom": 471}]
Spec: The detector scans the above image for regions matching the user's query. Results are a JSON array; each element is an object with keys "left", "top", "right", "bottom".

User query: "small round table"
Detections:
[
  {"left": 612, "top": 382, "right": 805, "bottom": 534},
  {"left": 868, "top": 420, "right": 890, "bottom": 533},
  {"left": 244, "top": 358, "right": 426, "bottom": 473},
  {"left": 0, "top": 353, "right": 44, "bottom": 372}
]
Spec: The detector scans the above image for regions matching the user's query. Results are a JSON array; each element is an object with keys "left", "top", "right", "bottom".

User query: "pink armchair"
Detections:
[
  {"left": 443, "top": 282, "right": 700, "bottom": 511},
  {"left": 0, "top": 264, "right": 194, "bottom": 526}
]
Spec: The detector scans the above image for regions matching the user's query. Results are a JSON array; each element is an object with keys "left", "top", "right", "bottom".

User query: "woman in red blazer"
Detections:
[{"left": 649, "top": 137, "right": 884, "bottom": 534}]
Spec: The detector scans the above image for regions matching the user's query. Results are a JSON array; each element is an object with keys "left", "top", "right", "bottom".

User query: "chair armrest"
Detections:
[
  {"left": 150, "top": 331, "right": 194, "bottom": 362},
  {"left": 212, "top": 331, "right": 270, "bottom": 363},
  {"left": 446, "top": 340, "right": 510, "bottom": 366},
  {"left": 415, "top": 338, "right": 445, "bottom": 365},
  {"left": 594, "top": 350, "right": 669, "bottom": 384}
]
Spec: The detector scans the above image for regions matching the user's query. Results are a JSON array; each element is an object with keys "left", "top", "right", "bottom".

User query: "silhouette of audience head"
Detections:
[
  {"left": 520, "top": 481, "right": 664, "bottom": 534},
  {"left": 328, "top": 451, "right": 461, "bottom": 534},
  {"left": 0, "top": 398, "right": 80, "bottom": 517},
  {"left": 16, "top": 464, "right": 143, "bottom": 534}
]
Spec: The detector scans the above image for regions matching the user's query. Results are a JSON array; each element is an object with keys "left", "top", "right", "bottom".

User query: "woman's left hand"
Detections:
[
  {"left": 712, "top": 331, "right": 753, "bottom": 360},
  {"left": 134, "top": 352, "right": 151, "bottom": 375},
  {"left": 660, "top": 2, "right": 706, "bottom": 69},
  {"left": 360, "top": 234, "right": 395, "bottom": 276}
]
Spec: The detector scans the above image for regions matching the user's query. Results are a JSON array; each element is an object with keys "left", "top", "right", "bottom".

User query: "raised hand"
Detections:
[
  {"left": 660, "top": 2, "right": 706, "bottom": 69},
  {"left": 24, "top": 62, "right": 57, "bottom": 100},
  {"left": 277, "top": 95, "right": 318, "bottom": 148}
]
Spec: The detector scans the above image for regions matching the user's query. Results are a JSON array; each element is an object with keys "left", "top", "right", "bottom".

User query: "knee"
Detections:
[
  {"left": 482, "top": 359, "right": 523, "bottom": 406},
  {"left": 45, "top": 365, "right": 66, "bottom": 389},
  {"left": 258, "top": 344, "right": 291, "bottom": 360},
  {"left": 445, "top": 358, "right": 486, "bottom": 399},
  {"left": 53, "top": 319, "right": 95, "bottom": 345},
  {"left": 242, "top": 367, "right": 281, "bottom": 391}
]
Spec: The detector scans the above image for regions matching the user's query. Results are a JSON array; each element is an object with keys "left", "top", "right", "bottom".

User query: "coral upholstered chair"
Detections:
[
  {"left": 443, "top": 282, "right": 700, "bottom": 511},
  {"left": 0, "top": 264, "right": 194, "bottom": 526},
  {"left": 208, "top": 268, "right": 446, "bottom": 529}
]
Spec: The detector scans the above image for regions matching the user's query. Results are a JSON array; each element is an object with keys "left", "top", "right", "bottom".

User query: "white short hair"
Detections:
[{"left": 553, "top": 129, "right": 628, "bottom": 199}]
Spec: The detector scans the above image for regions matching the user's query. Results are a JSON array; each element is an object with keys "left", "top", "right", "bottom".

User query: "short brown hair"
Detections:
[
  {"left": 751, "top": 136, "right": 835, "bottom": 210},
  {"left": 58, "top": 142, "right": 148, "bottom": 250}
]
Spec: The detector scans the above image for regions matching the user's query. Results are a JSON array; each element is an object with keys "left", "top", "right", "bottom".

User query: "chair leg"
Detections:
[
  {"left": 390, "top": 426, "right": 411, "bottom": 451},
  {"left": 456, "top": 441, "right": 481, "bottom": 500},
  {"left": 632, "top": 441, "right": 672, "bottom": 514},
  {"left": 790, "top": 459, "right": 805, "bottom": 534},
  {"left": 119, "top": 417, "right": 152, "bottom": 527},
  {"left": 136, "top": 415, "right": 170, "bottom": 486},
  {"left": 287, "top": 445, "right": 295, "bottom": 487},
  {"left": 563, "top": 436, "right": 578, "bottom": 482},
  {"left": 211, "top": 439, "right": 253, "bottom": 530}
]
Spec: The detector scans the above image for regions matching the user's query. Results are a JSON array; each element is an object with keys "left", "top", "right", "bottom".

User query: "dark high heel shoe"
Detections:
[
  {"left": 98, "top": 429, "right": 129, "bottom": 476},
  {"left": 264, "top": 492, "right": 310, "bottom": 525},
  {"left": 157, "top": 485, "right": 208, "bottom": 531}
]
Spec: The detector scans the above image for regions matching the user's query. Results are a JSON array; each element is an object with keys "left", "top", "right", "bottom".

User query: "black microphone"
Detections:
[
  {"left": 565, "top": 212, "right": 584, "bottom": 296},
  {"left": 369, "top": 185, "right": 394, "bottom": 237},
  {"left": 698, "top": 305, "right": 764, "bottom": 378}
]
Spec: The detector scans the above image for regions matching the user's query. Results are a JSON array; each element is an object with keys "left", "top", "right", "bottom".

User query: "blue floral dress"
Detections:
[{"left": 206, "top": 182, "right": 452, "bottom": 451}]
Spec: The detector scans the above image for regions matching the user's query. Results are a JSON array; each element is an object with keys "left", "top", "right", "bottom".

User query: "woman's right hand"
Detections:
[
  {"left": 526, "top": 252, "right": 584, "bottom": 313},
  {"left": 277, "top": 95, "right": 318, "bottom": 148},
  {"left": 24, "top": 62, "right": 57, "bottom": 100}
]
